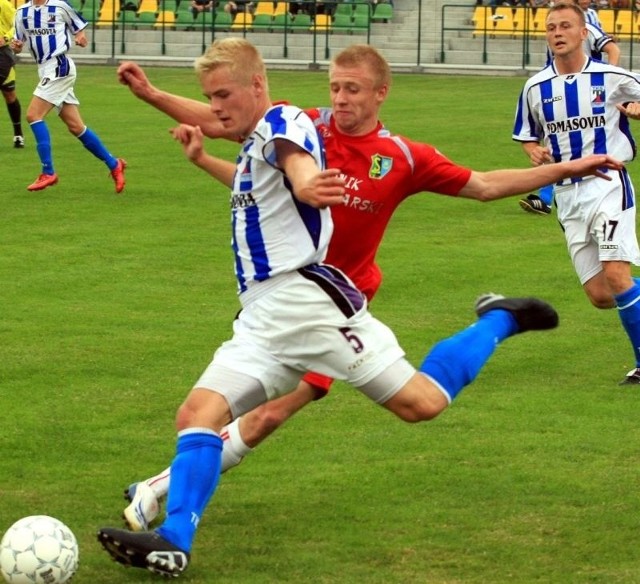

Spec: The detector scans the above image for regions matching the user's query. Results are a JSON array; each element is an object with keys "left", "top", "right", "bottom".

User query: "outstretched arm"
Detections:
[
  {"left": 458, "top": 154, "right": 624, "bottom": 201},
  {"left": 117, "top": 62, "right": 228, "bottom": 139},
  {"left": 170, "top": 124, "right": 236, "bottom": 187}
]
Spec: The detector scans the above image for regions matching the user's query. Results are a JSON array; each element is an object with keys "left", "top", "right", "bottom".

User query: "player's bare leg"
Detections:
[
  {"left": 123, "top": 380, "right": 321, "bottom": 530},
  {"left": 584, "top": 262, "right": 640, "bottom": 385}
]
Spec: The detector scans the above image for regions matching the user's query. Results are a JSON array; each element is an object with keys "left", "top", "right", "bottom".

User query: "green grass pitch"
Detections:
[{"left": 1, "top": 63, "right": 639, "bottom": 583}]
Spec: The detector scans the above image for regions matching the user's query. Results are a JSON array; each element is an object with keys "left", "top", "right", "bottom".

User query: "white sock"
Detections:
[
  {"left": 145, "top": 468, "right": 170, "bottom": 499},
  {"left": 141, "top": 417, "right": 252, "bottom": 501},
  {"left": 220, "top": 417, "right": 252, "bottom": 473}
]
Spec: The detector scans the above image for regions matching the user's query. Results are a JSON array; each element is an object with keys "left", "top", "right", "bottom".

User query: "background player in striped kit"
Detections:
[
  {"left": 11, "top": 0, "right": 126, "bottom": 192},
  {"left": 519, "top": 0, "right": 620, "bottom": 215},
  {"left": 115, "top": 44, "right": 631, "bottom": 536},
  {"left": 514, "top": 1, "right": 640, "bottom": 384},
  {"left": 96, "top": 39, "right": 622, "bottom": 578},
  {"left": 0, "top": 0, "right": 23, "bottom": 148}
]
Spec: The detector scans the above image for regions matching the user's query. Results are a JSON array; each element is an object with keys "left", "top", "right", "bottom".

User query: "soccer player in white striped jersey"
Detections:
[
  {"left": 514, "top": 1, "right": 640, "bottom": 384},
  {"left": 96, "top": 38, "right": 623, "bottom": 578},
  {"left": 11, "top": 0, "right": 126, "bottom": 192},
  {"left": 520, "top": 0, "right": 619, "bottom": 215}
]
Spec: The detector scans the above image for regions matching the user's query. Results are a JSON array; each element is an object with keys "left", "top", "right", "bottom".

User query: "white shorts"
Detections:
[
  {"left": 34, "top": 56, "right": 79, "bottom": 112},
  {"left": 555, "top": 170, "right": 640, "bottom": 285},
  {"left": 194, "top": 267, "right": 408, "bottom": 418}
]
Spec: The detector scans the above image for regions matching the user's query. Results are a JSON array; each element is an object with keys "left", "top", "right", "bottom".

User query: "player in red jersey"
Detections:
[{"left": 116, "top": 44, "right": 615, "bottom": 531}]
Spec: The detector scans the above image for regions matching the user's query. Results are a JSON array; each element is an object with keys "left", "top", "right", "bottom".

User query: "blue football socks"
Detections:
[
  {"left": 615, "top": 282, "right": 640, "bottom": 367},
  {"left": 30, "top": 120, "right": 54, "bottom": 175},
  {"left": 77, "top": 127, "right": 118, "bottom": 169},
  {"left": 538, "top": 184, "right": 554, "bottom": 206},
  {"left": 156, "top": 429, "right": 223, "bottom": 552},
  {"left": 419, "top": 309, "right": 517, "bottom": 402}
]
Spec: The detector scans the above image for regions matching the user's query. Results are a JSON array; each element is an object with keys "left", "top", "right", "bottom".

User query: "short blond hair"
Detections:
[
  {"left": 330, "top": 44, "right": 391, "bottom": 89},
  {"left": 195, "top": 37, "right": 268, "bottom": 87},
  {"left": 549, "top": 2, "right": 586, "bottom": 26}
]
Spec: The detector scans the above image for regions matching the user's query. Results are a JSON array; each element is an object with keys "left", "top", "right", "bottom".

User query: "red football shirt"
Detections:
[{"left": 307, "top": 108, "right": 472, "bottom": 300}]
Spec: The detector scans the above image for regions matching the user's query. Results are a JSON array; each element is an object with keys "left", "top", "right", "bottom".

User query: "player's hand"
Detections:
[
  {"left": 528, "top": 145, "right": 553, "bottom": 166},
  {"left": 117, "top": 62, "right": 151, "bottom": 94},
  {"left": 572, "top": 154, "right": 624, "bottom": 181},
  {"left": 9, "top": 39, "right": 23, "bottom": 53},
  {"left": 170, "top": 124, "right": 205, "bottom": 162},
  {"left": 617, "top": 102, "right": 640, "bottom": 120},
  {"left": 74, "top": 32, "right": 87, "bottom": 47},
  {"left": 297, "top": 169, "right": 345, "bottom": 208}
]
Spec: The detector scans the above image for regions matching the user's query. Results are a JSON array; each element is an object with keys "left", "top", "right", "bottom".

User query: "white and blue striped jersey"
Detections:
[
  {"left": 14, "top": 0, "right": 86, "bottom": 75},
  {"left": 513, "top": 58, "right": 640, "bottom": 185},
  {"left": 584, "top": 7, "right": 602, "bottom": 28},
  {"left": 230, "top": 104, "right": 333, "bottom": 298}
]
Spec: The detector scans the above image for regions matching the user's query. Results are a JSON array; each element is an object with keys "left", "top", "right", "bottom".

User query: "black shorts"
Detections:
[{"left": 0, "top": 49, "right": 16, "bottom": 89}]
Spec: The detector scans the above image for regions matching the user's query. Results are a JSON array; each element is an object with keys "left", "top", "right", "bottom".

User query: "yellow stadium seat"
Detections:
[
  {"left": 271, "top": 1, "right": 287, "bottom": 16},
  {"left": 154, "top": 9, "right": 175, "bottom": 26},
  {"left": 137, "top": 0, "right": 158, "bottom": 12},
  {"left": 231, "top": 11, "right": 253, "bottom": 29},
  {"left": 615, "top": 9, "right": 636, "bottom": 39},
  {"left": 490, "top": 6, "right": 515, "bottom": 37},
  {"left": 311, "top": 13, "right": 331, "bottom": 31},
  {"left": 597, "top": 8, "right": 615, "bottom": 35},
  {"left": 471, "top": 5, "right": 489, "bottom": 38},
  {"left": 253, "top": 1, "right": 273, "bottom": 15},
  {"left": 530, "top": 7, "right": 548, "bottom": 38}
]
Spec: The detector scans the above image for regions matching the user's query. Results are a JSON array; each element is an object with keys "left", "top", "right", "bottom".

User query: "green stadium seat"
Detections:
[
  {"left": 290, "top": 12, "right": 311, "bottom": 31},
  {"left": 252, "top": 12, "right": 273, "bottom": 29},
  {"left": 136, "top": 10, "right": 157, "bottom": 26},
  {"left": 371, "top": 2, "right": 392, "bottom": 22}
]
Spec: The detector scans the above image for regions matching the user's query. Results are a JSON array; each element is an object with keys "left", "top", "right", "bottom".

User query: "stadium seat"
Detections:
[
  {"left": 311, "top": 13, "right": 331, "bottom": 31},
  {"left": 137, "top": 10, "right": 157, "bottom": 25},
  {"left": 231, "top": 11, "right": 253, "bottom": 29},
  {"left": 271, "top": 1, "right": 287, "bottom": 16},
  {"left": 119, "top": 9, "right": 139, "bottom": 26},
  {"left": 351, "top": 12, "right": 368, "bottom": 32},
  {"left": 66, "top": 0, "right": 84, "bottom": 12},
  {"left": 97, "top": 0, "right": 119, "bottom": 21},
  {"left": 332, "top": 12, "right": 352, "bottom": 32},
  {"left": 471, "top": 5, "right": 489, "bottom": 38},
  {"left": 252, "top": 12, "right": 272, "bottom": 29},
  {"left": 253, "top": 0, "right": 274, "bottom": 15},
  {"left": 334, "top": 2, "right": 352, "bottom": 16},
  {"left": 212, "top": 10, "right": 232, "bottom": 29},
  {"left": 597, "top": 8, "right": 615, "bottom": 35},
  {"left": 157, "top": 0, "right": 177, "bottom": 11},
  {"left": 489, "top": 6, "right": 516, "bottom": 37},
  {"left": 137, "top": 0, "right": 158, "bottom": 12},
  {"left": 510, "top": 6, "right": 527, "bottom": 37},
  {"left": 371, "top": 2, "right": 392, "bottom": 23},
  {"left": 154, "top": 9, "right": 176, "bottom": 26},
  {"left": 352, "top": 3, "right": 369, "bottom": 18},
  {"left": 289, "top": 11, "right": 311, "bottom": 30},
  {"left": 615, "top": 9, "right": 636, "bottom": 40},
  {"left": 174, "top": 10, "right": 196, "bottom": 27},
  {"left": 81, "top": 2, "right": 100, "bottom": 21},
  {"left": 527, "top": 6, "right": 548, "bottom": 37}
]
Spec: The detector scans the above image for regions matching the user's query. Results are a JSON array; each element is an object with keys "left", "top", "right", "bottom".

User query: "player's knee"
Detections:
[
  {"left": 585, "top": 289, "right": 615, "bottom": 309},
  {"left": 383, "top": 391, "right": 447, "bottom": 423}
]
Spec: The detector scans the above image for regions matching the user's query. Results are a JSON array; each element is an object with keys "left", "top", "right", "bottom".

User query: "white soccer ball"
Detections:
[{"left": 0, "top": 516, "right": 79, "bottom": 584}]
